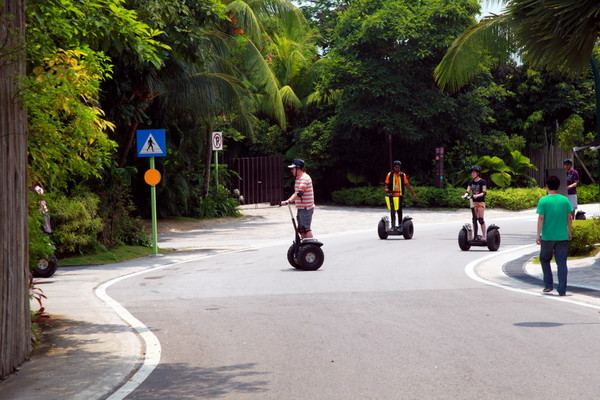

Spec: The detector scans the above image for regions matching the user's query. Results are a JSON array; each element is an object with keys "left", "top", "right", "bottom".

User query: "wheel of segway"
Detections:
[
  {"left": 402, "top": 220, "right": 414, "bottom": 240},
  {"left": 377, "top": 219, "right": 388, "bottom": 240},
  {"left": 287, "top": 244, "right": 301, "bottom": 269},
  {"left": 32, "top": 255, "right": 58, "bottom": 278},
  {"left": 458, "top": 228, "right": 471, "bottom": 251},
  {"left": 486, "top": 229, "right": 501, "bottom": 251},
  {"left": 297, "top": 244, "right": 324, "bottom": 271}
]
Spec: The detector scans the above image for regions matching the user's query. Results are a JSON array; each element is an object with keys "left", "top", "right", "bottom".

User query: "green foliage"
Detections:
[
  {"left": 458, "top": 151, "right": 538, "bottom": 188},
  {"left": 23, "top": 49, "right": 116, "bottom": 190},
  {"left": 48, "top": 192, "right": 104, "bottom": 256},
  {"left": 194, "top": 185, "right": 242, "bottom": 219},
  {"left": 485, "top": 187, "right": 546, "bottom": 210},
  {"left": 318, "top": 0, "right": 484, "bottom": 184},
  {"left": 570, "top": 218, "right": 600, "bottom": 257},
  {"left": 475, "top": 155, "right": 512, "bottom": 187},
  {"left": 557, "top": 114, "right": 585, "bottom": 152},
  {"left": 331, "top": 186, "right": 383, "bottom": 206},
  {"left": 93, "top": 163, "right": 150, "bottom": 247},
  {"left": 578, "top": 184, "right": 599, "bottom": 204},
  {"left": 26, "top": 0, "right": 167, "bottom": 67}
]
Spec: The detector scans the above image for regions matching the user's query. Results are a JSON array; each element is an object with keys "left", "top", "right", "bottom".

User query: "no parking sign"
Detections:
[{"left": 212, "top": 131, "right": 223, "bottom": 151}]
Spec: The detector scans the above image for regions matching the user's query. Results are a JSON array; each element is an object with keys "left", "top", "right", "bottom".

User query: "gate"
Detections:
[{"left": 231, "top": 156, "right": 284, "bottom": 205}]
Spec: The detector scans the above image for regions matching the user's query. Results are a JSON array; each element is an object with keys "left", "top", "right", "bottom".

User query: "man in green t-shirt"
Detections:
[{"left": 536, "top": 175, "right": 574, "bottom": 296}]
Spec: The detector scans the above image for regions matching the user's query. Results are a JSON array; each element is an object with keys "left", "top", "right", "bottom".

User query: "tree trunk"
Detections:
[{"left": 0, "top": 0, "right": 31, "bottom": 378}]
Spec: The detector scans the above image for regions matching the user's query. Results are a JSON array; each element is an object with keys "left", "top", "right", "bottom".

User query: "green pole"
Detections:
[
  {"left": 591, "top": 56, "right": 600, "bottom": 193},
  {"left": 149, "top": 156, "right": 159, "bottom": 255}
]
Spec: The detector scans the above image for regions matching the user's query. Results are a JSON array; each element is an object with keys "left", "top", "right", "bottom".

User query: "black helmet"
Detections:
[
  {"left": 470, "top": 165, "right": 482, "bottom": 172},
  {"left": 288, "top": 159, "right": 305, "bottom": 170},
  {"left": 392, "top": 160, "right": 401, "bottom": 167},
  {"left": 563, "top": 158, "right": 573, "bottom": 165}
]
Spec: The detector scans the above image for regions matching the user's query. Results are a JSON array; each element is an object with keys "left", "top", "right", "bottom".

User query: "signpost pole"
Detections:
[
  {"left": 215, "top": 150, "right": 219, "bottom": 188},
  {"left": 149, "top": 156, "right": 159, "bottom": 255}
]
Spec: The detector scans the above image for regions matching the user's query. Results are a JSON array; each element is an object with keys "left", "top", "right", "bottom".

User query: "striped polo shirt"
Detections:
[{"left": 295, "top": 172, "right": 314, "bottom": 209}]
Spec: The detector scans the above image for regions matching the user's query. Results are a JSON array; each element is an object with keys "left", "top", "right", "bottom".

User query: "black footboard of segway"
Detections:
[{"left": 301, "top": 238, "right": 323, "bottom": 247}]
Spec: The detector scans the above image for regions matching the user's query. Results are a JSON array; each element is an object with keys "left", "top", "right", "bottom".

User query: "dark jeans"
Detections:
[{"left": 539, "top": 240, "right": 569, "bottom": 294}]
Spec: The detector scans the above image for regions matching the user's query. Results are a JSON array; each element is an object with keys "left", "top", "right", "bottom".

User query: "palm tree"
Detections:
[{"left": 434, "top": 0, "right": 600, "bottom": 180}]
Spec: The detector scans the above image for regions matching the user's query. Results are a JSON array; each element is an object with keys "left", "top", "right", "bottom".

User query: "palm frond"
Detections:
[
  {"left": 226, "top": 0, "right": 264, "bottom": 43},
  {"left": 279, "top": 85, "right": 302, "bottom": 110},
  {"left": 508, "top": 0, "right": 600, "bottom": 74},
  {"left": 242, "top": 39, "right": 287, "bottom": 129},
  {"left": 434, "top": 14, "right": 512, "bottom": 93}
]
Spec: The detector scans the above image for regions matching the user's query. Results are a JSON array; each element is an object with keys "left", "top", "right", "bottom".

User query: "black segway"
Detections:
[
  {"left": 286, "top": 203, "right": 324, "bottom": 270},
  {"left": 377, "top": 194, "right": 413, "bottom": 240},
  {"left": 458, "top": 196, "right": 500, "bottom": 251}
]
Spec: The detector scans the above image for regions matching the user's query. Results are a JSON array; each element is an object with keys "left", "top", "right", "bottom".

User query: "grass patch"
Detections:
[
  {"left": 60, "top": 245, "right": 173, "bottom": 266},
  {"left": 530, "top": 247, "right": 600, "bottom": 264}
]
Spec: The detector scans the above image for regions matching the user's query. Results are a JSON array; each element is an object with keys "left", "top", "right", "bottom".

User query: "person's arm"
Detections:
[
  {"left": 568, "top": 174, "right": 579, "bottom": 189},
  {"left": 567, "top": 212, "right": 573, "bottom": 240},
  {"left": 405, "top": 181, "right": 418, "bottom": 199},
  {"left": 462, "top": 185, "right": 471, "bottom": 198},
  {"left": 536, "top": 214, "right": 544, "bottom": 245},
  {"left": 384, "top": 173, "right": 391, "bottom": 193},
  {"left": 474, "top": 184, "right": 487, "bottom": 200}
]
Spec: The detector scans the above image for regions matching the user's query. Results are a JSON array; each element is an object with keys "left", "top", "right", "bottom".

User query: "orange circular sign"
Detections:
[{"left": 144, "top": 169, "right": 161, "bottom": 186}]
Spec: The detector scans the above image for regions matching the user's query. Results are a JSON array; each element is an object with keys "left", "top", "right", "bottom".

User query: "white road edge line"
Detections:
[
  {"left": 97, "top": 250, "right": 251, "bottom": 400},
  {"left": 464, "top": 244, "right": 600, "bottom": 311}
]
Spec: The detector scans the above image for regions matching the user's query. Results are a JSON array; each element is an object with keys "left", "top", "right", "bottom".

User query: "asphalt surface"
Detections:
[{"left": 1, "top": 202, "right": 598, "bottom": 400}]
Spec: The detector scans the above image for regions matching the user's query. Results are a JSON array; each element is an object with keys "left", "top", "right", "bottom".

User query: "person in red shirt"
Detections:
[
  {"left": 384, "top": 160, "right": 418, "bottom": 228},
  {"left": 281, "top": 159, "right": 315, "bottom": 238}
]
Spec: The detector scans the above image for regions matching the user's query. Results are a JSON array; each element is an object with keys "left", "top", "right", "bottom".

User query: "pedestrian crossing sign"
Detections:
[{"left": 137, "top": 129, "right": 166, "bottom": 157}]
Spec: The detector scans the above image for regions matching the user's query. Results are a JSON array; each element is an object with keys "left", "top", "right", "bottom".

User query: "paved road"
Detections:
[
  {"left": 2, "top": 203, "right": 598, "bottom": 400},
  {"left": 106, "top": 207, "right": 600, "bottom": 399}
]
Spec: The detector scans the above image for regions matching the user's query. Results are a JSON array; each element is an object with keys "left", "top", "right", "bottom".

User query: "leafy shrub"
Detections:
[
  {"left": 570, "top": 218, "right": 600, "bottom": 257},
  {"left": 578, "top": 184, "right": 599, "bottom": 204},
  {"left": 194, "top": 185, "right": 242, "bottom": 219},
  {"left": 331, "top": 186, "right": 382, "bottom": 206},
  {"left": 486, "top": 187, "right": 546, "bottom": 210},
  {"left": 47, "top": 192, "right": 104, "bottom": 256}
]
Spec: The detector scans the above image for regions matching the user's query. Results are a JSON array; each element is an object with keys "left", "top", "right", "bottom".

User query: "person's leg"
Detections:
[
  {"left": 554, "top": 240, "right": 569, "bottom": 295},
  {"left": 297, "top": 208, "right": 314, "bottom": 239},
  {"left": 398, "top": 196, "right": 403, "bottom": 225},
  {"left": 476, "top": 205, "right": 487, "bottom": 240},
  {"left": 539, "top": 240, "right": 555, "bottom": 291},
  {"left": 568, "top": 194, "right": 577, "bottom": 219},
  {"left": 471, "top": 208, "right": 478, "bottom": 239}
]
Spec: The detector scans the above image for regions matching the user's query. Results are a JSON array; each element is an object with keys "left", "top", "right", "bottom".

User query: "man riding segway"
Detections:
[{"left": 378, "top": 160, "right": 418, "bottom": 240}]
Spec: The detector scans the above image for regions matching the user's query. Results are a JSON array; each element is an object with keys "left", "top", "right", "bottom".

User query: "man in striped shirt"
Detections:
[{"left": 280, "top": 159, "right": 315, "bottom": 238}]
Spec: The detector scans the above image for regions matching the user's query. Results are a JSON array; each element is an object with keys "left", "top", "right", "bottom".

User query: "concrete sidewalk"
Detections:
[{"left": 1, "top": 203, "right": 598, "bottom": 399}]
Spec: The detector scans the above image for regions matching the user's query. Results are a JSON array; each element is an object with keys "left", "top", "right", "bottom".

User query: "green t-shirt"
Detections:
[{"left": 536, "top": 194, "right": 573, "bottom": 241}]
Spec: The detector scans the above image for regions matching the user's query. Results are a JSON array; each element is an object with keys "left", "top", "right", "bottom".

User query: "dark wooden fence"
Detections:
[
  {"left": 231, "top": 156, "right": 284, "bottom": 205},
  {"left": 526, "top": 145, "right": 570, "bottom": 187}
]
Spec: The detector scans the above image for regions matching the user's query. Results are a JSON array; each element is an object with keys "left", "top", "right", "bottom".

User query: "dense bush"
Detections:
[
  {"left": 578, "top": 184, "right": 599, "bottom": 204},
  {"left": 486, "top": 187, "right": 546, "bottom": 210},
  {"left": 194, "top": 185, "right": 242, "bottom": 219},
  {"left": 47, "top": 192, "right": 104, "bottom": 256},
  {"left": 331, "top": 185, "right": 547, "bottom": 210},
  {"left": 570, "top": 218, "right": 600, "bottom": 257}
]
